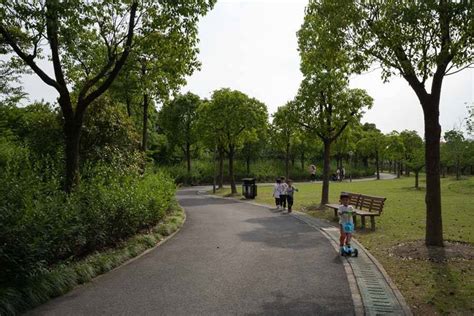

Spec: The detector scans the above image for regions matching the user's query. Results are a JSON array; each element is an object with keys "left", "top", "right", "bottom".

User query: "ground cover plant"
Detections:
[{"left": 213, "top": 176, "right": 474, "bottom": 314}]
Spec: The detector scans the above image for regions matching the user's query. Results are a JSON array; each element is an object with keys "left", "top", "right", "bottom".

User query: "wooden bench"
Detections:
[{"left": 325, "top": 192, "right": 386, "bottom": 231}]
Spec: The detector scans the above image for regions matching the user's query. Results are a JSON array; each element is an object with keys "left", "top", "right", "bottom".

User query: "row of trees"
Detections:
[
  {"left": 294, "top": 0, "right": 474, "bottom": 247},
  {"left": 156, "top": 88, "right": 474, "bottom": 192},
  {"left": 0, "top": 0, "right": 216, "bottom": 192}
]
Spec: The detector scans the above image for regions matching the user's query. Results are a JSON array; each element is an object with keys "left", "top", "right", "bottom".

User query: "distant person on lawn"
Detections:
[
  {"left": 338, "top": 192, "right": 354, "bottom": 253},
  {"left": 285, "top": 179, "right": 298, "bottom": 213},
  {"left": 272, "top": 178, "right": 282, "bottom": 210},
  {"left": 309, "top": 164, "right": 316, "bottom": 182}
]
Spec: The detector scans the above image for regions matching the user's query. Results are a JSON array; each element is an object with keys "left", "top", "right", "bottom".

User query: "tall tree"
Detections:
[
  {"left": 159, "top": 93, "right": 201, "bottom": 174},
  {"left": 350, "top": 1, "right": 474, "bottom": 246},
  {"left": 0, "top": 0, "right": 215, "bottom": 192},
  {"left": 296, "top": 0, "right": 373, "bottom": 205},
  {"left": 198, "top": 89, "right": 268, "bottom": 194},
  {"left": 272, "top": 103, "right": 299, "bottom": 179}
]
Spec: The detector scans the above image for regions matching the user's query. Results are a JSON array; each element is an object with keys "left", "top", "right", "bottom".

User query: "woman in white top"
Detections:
[{"left": 272, "top": 178, "right": 281, "bottom": 209}]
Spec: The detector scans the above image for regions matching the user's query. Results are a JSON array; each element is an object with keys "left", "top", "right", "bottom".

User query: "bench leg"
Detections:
[
  {"left": 361, "top": 216, "right": 366, "bottom": 229},
  {"left": 370, "top": 216, "right": 376, "bottom": 231},
  {"left": 353, "top": 215, "right": 357, "bottom": 228}
]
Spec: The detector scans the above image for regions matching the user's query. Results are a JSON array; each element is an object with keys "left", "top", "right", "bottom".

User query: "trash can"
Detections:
[{"left": 242, "top": 178, "right": 257, "bottom": 199}]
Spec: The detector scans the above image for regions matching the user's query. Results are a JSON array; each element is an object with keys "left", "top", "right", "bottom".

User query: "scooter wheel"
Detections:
[{"left": 353, "top": 249, "right": 358, "bottom": 257}]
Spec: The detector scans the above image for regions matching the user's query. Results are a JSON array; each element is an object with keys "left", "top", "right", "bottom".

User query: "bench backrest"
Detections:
[{"left": 346, "top": 192, "right": 386, "bottom": 214}]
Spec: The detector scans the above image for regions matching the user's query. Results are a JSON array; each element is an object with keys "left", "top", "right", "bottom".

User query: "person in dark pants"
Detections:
[{"left": 286, "top": 179, "right": 298, "bottom": 213}]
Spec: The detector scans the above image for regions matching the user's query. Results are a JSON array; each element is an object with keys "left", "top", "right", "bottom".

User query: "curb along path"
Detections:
[
  {"left": 200, "top": 191, "right": 412, "bottom": 316},
  {"left": 291, "top": 212, "right": 412, "bottom": 316}
]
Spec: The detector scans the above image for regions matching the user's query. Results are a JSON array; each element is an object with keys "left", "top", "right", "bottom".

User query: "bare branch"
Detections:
[
  {"left": 79, "top": 1, "right": 139, "bottom": 112},
  {"left": 445, "top": 64, "right": 473, "bottom": 76},
  {"left": 0, "top": 23, "right": 60, "bottom": 91}
]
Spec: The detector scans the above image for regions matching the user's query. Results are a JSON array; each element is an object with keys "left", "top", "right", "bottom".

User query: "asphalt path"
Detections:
[{"left": 30, "top": 188, "right": 354, "bottom": 315}]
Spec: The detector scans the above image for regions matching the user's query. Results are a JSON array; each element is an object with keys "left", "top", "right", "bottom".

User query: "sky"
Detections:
[{"left": 18, "top": 0, "right": 474, "bottom": 136}]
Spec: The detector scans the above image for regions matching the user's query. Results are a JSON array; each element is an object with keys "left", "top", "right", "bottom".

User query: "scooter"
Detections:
[{"left": 340, "top": 244, "right": 358, "bottom": 257}]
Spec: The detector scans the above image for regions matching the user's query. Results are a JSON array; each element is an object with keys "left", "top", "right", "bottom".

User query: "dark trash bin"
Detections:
[{"left": 242, "top": 178, "right": 257, "bottom": 199}]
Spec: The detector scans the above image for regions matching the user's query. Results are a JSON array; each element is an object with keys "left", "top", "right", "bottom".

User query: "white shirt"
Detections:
[{"left": 338, "top": 205, "right": 354, "bottom": 225}]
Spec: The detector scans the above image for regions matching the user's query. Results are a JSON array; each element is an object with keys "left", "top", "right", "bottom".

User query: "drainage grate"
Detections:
[{"left": 291, "top": 212, "right": 409, "bottom": 316}]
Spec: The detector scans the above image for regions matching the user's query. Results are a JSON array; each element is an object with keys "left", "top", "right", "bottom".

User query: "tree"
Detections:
[
  {"left": 385, "top": 132, "right": 405, "bottom": 178},
  {"left": 296, "top": 0, "right": 373, "bottom": 206},
  {"left": 350, "top": 1, "right": 474, "bottom": 246},
  {"left": 444, "top": 129, "right": 466, "bottom": 180},
  {"left": 159, "top": 93, "right": 201, "bottom": 174},
  {"left": 0, "top": 0, "right": 215, "bottom": 192},
  {"left": 406, "top": 147, "right": 425, "bottom": 189},
  {"left": 272, "top": 103, "right": 299, "bottom": 179},
  {"left": 198, "top": 89, "right": 268, "bottom": 194},
  {"left": 356, "top": 128, "right": 385, "bottom": 180},
  {"left": 240, "top": 129, "right": 268, "bottom": 176},
  {"left": 399, "top": 130, "right": 424, "bottom": 176}
]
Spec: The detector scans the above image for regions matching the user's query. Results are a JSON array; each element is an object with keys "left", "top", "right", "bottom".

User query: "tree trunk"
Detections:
[
  {"left": 228, "top": 145, "right": 237, "bottom": 194},
  {"left": 415, "top": 170, "right": 419, "bottom": 189},
  {"left": 125, "top": 93, "right": 132, "bottom": 117},
  {"left": 423, "top": 100, "right": 443, "bottom": 246},
  {"left": 376, "top": 150, "right": 380, "bottom": 180},
  {"left": 246, "top": 156, "right": 250, "bottom": 176},
  {"left": 186, "top": 142, "right": 191, "bottom": 173},
  {"left": 218, "top": 147, "right": 224, "bottom": 189},
  {"left": 397, "top": 162, "right": 401, "bottom": 178},
  {"left": 321, "top": 139, "right": 331, "bottom": 206},
  {"left": 141, "top": 92, "right": 149, "bottom": 151},
  {"left": 64, "top": 118, "right": 82, "bottom": 193}
]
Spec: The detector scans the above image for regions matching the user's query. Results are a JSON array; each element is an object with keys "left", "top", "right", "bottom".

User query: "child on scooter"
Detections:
[{"left": 338, "top": 192, "right": 355, "bottom": 255}]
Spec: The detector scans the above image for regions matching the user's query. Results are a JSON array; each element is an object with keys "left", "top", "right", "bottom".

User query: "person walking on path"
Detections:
[
  {"left": 309, "top": 164, "right": 316, "bottom": 182},
  {"left": 338, "top": 192, "right": 354, "bottom": 253},
  {"left": 286, "top": 179, "right": 298, "bottom": 213},
  {"left": 279, "top": 176, "right": 288, "bottom": 211},
  {"left": 336, "top": 168, "right": 341, "bottom": 182},
  {"left": 272, "top": 178, "right": 282, "bottom": 210}
]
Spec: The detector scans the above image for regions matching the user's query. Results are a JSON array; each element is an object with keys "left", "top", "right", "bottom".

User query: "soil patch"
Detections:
[{"left": 390, "top": 240, "right": 474, "bottom": 262}]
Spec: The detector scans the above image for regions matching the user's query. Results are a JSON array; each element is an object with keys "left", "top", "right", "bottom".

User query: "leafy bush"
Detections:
[{"left": 0, "top": 159, "right": 175, "bottom": 286}]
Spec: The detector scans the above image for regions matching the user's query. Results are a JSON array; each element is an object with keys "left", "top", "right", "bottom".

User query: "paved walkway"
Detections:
[
  {"left": 30, "top": 188, "right": 355, "bottom": 315},
  {"left": 253, "top": 172, "right": 397, "bottom": 187}
]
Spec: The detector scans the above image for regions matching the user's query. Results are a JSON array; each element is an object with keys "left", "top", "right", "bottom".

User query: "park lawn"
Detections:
[{"left": 211, "top": 176, "right": 474, "bottom": 315}]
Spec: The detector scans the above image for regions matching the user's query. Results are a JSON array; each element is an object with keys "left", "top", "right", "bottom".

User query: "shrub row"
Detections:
[
  {"left": 159, "top": 159, "right": 376, "bottom": 185},
  {"left": 0, "top": 159, "right": 175, "bottom": 286},
  {"left": 0, "top": 203, "right": 185, "bottom": 315}
]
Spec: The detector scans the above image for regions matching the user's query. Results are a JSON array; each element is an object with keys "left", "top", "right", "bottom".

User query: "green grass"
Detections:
[
  {"left": 211, "top": 176, "right": 474, "bottom": 315},
  {"left": 0, "top": 202, "right": 186, "bottom": 316}
]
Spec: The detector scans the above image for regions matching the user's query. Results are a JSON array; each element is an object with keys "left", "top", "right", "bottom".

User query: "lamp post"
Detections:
[{"left": 349, "top": 151, "right": 354, "bottom": 183}]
